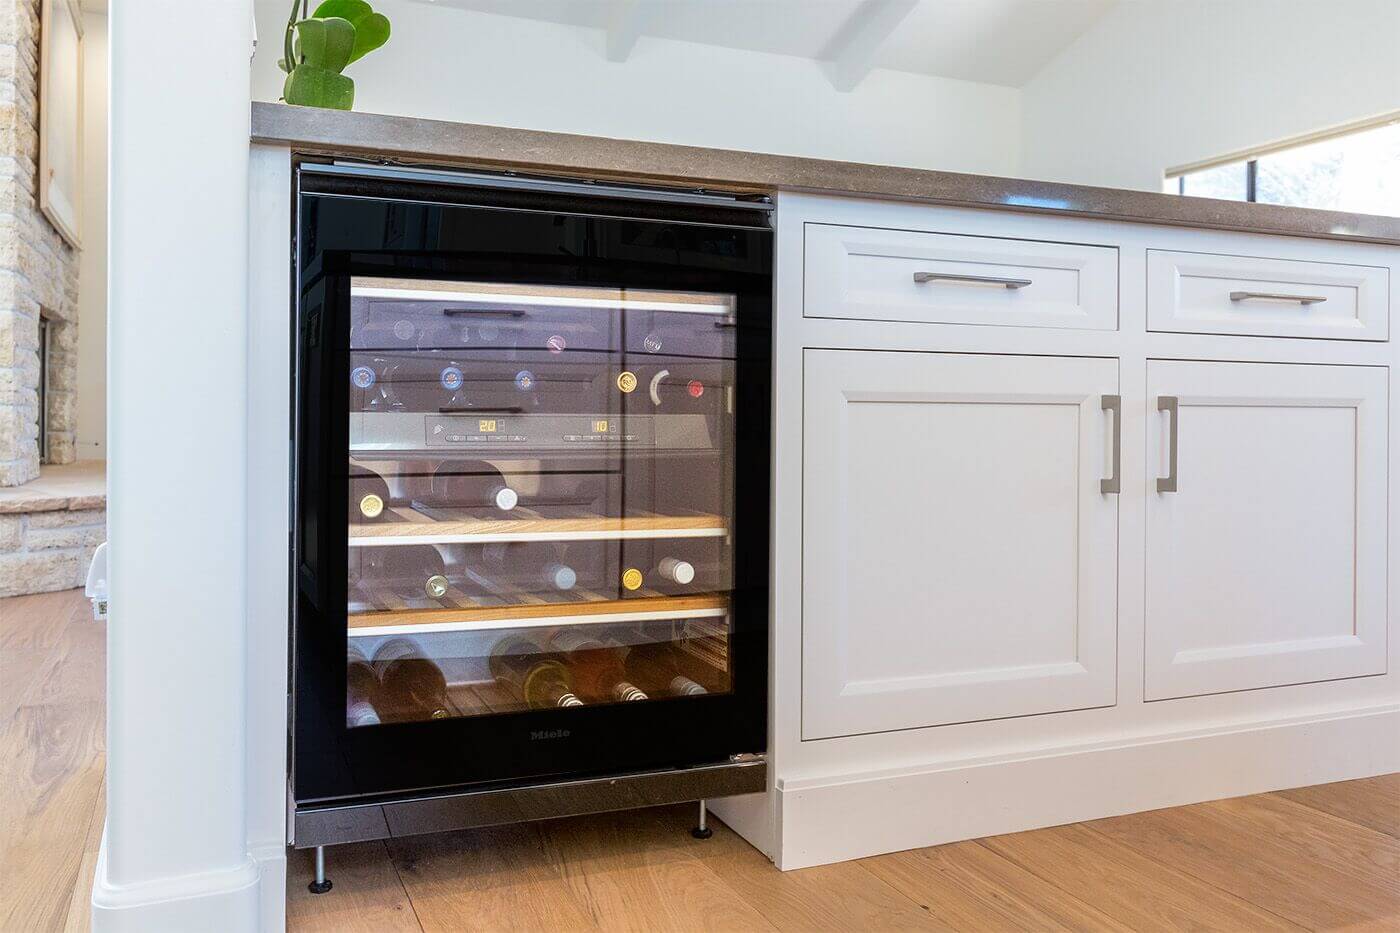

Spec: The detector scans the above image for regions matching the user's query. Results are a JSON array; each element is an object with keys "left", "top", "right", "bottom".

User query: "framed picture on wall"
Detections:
[{"left": 39, "top": 0, "right": 83, "bottom": 249}]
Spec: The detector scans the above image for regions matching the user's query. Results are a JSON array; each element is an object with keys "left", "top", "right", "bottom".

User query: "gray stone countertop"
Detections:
[{"left": 252, "top": 102, "right": 1400, "bottom": 246}]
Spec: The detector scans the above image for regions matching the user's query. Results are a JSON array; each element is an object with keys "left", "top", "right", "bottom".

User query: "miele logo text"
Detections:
[{"left": 531, "top": 729, "right": 571, "bottom": 741}]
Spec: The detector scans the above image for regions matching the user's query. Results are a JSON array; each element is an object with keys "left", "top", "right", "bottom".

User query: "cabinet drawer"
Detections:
[
  {"left": 805, "top": 223, "right": 1118, "bottom": 330},
  {"left": 1147, "top": 249, "right": 1389, "bottom": 341}
]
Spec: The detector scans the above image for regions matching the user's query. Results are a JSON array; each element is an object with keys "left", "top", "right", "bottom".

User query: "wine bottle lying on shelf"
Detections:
[
  {"left": 424, "top": 459, "right": 518, "bottom": 512},
  {"left": 352, "top": 315, "right": 421, "bottom": 349},
  {"left": 488, "top": 636, "right": 584, "bottom": 709},
  {"left": 612, "top": 640, "right": 716, "bottom": 697},
  {"left": 656, "top": 556, "right": 696, "bottom": 585},
  {"left": 480, "top": 542, "right": 578, "bottom": 593},
  {"left": 371, "top": 637, "right": 451, "bottom": 721},
  {"left": 346, "top": 643, "right": 382, "bottom": 728},
  {"left": 549, "top": 630, "right": 648, "bottom": 703},
  {"left": 353, "top": 545, "right": 451, "bottom": 601},
  {"left": 350, "top": 361, "right": 408, "bottom": 412},
  {"left": 349, "top": 464, "right": 393, "bottom": 523}
]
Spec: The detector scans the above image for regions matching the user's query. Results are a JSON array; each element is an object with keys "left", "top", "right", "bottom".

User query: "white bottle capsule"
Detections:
[
  {"left": 488, "top": 484, "right": 518, "bottom": 511},
  {"left": 657, "top": 557, "right": 695, "bottom": 585}
]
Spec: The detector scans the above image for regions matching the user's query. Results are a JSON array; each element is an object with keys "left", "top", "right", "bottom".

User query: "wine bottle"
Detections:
[
  {"left": 617, "top": 641, "right": 709, "bottom": 697},
  {"left": 371, "top": 638, "right": 450, "bottom": 721},
  {"left": 656, "top": 557, "right": 696, "bottom": 585},
  {"left": 427, "top": 460, "right": 518, "bottom": 512},
  {"left": 354, "top": 545, "right": 450, "bottom": 601},
  {"left": 349, "top": 464, "right": 393, "bottom": 523},
  {"left": 488, "top": 636, "right": 585, "bottom": 708},
  {"left": 481, "top": 542, "right": 578, "bottom": 592},
  {"left": 346, "top": 642, "right": 382, "bottom": 727},
  {"left": 437, "top": 363, "right": 472, "bottom": 411},
  {"left": 549, "top": 630, "right": 648, "bottom": 703},
  {"left": 362, "top": 361, "right": 408, "bottom": 412},
  {"left": 354, "top": 316, "right": 420, "bottom": 349}
]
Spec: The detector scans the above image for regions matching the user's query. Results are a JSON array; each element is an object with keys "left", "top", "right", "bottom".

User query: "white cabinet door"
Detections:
[
  {"left": 802, "top": 350, "right": 1120, "bottom": 739},
  {"left": 1145, "top": 360, "right": 1388, "bottom": 700}
]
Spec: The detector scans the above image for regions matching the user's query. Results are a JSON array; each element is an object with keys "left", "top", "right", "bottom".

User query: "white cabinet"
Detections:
[
  {"left": 1144, "top": 360, "right": 1388, "bottom": 700},
  {"left": 804, "top": 223, "right": 1119, "bottom": 331},
  {"left": 801, "top": 349, "right": 1120, "bottom": 739},
  {"left": 1147, "top": 249, "right": 1389, "bottom": 341}
]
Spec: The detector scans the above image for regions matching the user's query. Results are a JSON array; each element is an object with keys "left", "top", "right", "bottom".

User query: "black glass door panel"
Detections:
[{"left": 294, "top": 175, "right": 771, "bottom": 805}]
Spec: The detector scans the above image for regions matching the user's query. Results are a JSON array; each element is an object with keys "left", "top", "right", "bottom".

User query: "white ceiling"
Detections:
[{"left": 418, "top": 0, "right": 1117, "bottom": 88}]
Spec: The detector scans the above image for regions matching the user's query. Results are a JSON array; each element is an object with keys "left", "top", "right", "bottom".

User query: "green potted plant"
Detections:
[{"left": 280, "top": 0, "right": 391, "bottom": 110}]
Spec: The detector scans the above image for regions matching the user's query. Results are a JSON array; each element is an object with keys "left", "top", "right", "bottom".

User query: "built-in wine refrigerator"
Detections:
[{"left": 290, "top": 163, "right": 772, "bottom": 869}]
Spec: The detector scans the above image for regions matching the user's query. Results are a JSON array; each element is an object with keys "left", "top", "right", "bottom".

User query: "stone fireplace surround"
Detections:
[{"left": 0, "top": 0, "right": 81, "bottom": 488}]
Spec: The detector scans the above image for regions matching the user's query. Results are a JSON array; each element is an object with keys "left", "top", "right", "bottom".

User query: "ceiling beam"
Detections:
[
  {"left": 605, "top": 0, "right": 646, "bottom": 62},
  {"left": 821, "top": 0, "right": 919, "bottom": 92}
]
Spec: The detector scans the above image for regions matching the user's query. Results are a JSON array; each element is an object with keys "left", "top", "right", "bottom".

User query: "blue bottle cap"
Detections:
[
  {"left": 514, "top": 370, "right": 535, "bottom": 391},
  {"left": 440, "top": 366, "right": 464, "bottom": 391},
  {"left": 350, "top": 366, "right": 376, "bottom": 389}
]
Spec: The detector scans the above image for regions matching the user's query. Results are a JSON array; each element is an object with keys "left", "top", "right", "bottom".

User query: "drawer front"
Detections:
[
  {"left": 805, "top": 223, "right": 1118, "bottom": 330},
  {"left": 1147, "top": 249, "right": 1389, "bottom": 341}
]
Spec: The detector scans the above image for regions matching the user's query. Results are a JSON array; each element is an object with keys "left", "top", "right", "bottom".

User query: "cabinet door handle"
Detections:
[
  {"left": 912, "top": 271, "right": 1033, "bottom": 289},
  {"left": 1228, "top": 290, "right": 1327, "bottom": 306},
  {"left": 1157, "top": 396, "right": 1179, "bottom": 493},
  {"left": 1101, "top": 394, "right": 1121, "bottom": 495}
]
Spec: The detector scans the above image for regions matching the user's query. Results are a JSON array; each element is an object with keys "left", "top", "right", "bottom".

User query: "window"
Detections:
[{"left": 1166, "top": 118, "right": 1400, "bottom": 216}]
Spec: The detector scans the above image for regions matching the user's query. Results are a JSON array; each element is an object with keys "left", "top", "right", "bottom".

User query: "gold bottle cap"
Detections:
[
  {"left": 621, "top": 567, "right": 644, "bottom": 591},
  {"left": 425, "top": 574, "right": 449, "bottom": 600},
  {"left": 616, "top": 371, "right": 638, "bottom": 393},
  {"left": 359, "top": 493, "right": 384, "bottom": 519}
]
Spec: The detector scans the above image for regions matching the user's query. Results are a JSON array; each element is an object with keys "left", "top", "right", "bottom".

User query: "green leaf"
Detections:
[
  {"left": 292, "top": 16, "right": 355, "bottom": 72},
  {"left": 283, "top": 65, "right": 355, "bottom": 110},
  {"left": 312, "top": 0, "right": 390, "bottom": 63}
]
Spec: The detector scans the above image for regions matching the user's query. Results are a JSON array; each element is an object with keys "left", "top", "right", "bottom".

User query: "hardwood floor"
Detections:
[
  {"left": 0, "top": 588, "right": 106, "bottom": 933},
  {"left": 4, "top": 589, "right": 1398, "bottom": 932}
]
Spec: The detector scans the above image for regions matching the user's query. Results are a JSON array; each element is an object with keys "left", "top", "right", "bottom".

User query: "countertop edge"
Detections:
[{"left": 251, "top": 102, "right": 1400, "bottom": 246}]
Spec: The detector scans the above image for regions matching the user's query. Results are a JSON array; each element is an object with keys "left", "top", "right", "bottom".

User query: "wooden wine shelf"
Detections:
[
  {"left": 347, "top": 592, "right": 730, "bottom": 637},
  {"left": 349, "top": 506, "right": 728, "bottom": 547}
]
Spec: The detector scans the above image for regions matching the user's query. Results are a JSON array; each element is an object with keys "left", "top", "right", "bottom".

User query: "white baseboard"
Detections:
[
  {"left": 772, "top": 703, "right": 1400, "bottom": 870},
  {"left": 250, "top": 842, "right": 287, "bottom": 932},
  {"left": 90, "top": 828, "right": 264, "bottom": 932}
]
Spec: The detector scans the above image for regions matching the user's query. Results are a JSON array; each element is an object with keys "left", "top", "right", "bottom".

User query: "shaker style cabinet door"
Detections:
[
  {"left": 1144, "top": 360, "right": 1388, "bottom": 700},
  {"left": 801, "top": 350, "right": 1120, "bottom": 739}
]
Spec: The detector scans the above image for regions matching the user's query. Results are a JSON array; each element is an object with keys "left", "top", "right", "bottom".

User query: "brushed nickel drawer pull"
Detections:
[
  {"left": 1157, "top": 396, "right": 1179, "bottom": 493},
  {"left": 1101, "top": 395, "right": 1121, "bottom": 495},
  {"left": 1228, "top": 290, "right": 1327, "bottom": 305},
  {"left": 913, "top": 272, "right": 1033, "bottom": 289}
]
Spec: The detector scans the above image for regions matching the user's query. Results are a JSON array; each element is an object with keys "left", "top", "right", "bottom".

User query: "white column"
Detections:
[{"left": 94, "top": 0, "right": 258, "bottom": 928}]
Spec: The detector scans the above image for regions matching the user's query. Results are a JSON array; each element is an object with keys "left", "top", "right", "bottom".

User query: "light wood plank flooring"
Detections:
[
  {"left": 4, "top": 589, "right": 1398, "bottom": 932},
  {"left": 1, "top": 588, "right": 106, "bottom": 932}
]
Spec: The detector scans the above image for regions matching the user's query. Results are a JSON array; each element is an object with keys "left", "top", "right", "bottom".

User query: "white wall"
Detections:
[
  {"left": 95, "top": 0, "right": 258, "bottom": 927},
  {"left": 251, "top": 0, "right": 1022, "bottom": 177},
  {"left": 1020, "top": 0, "right": 1400, "bottom": 192},
  {"left": 75, "top": 9, "right": 106, "bottom": 460}
]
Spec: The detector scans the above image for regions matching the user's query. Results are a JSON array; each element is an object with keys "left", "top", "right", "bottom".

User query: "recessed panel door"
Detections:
[
  {"left": 1144, "top": 360, "right": 1387, "bottom": 700},
  {"left": 802, "top": 350, "right": 1120, "bottom": 739}
]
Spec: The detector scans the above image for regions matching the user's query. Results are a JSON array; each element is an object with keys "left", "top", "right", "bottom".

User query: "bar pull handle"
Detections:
[
  {"left": 913, "top": 271, "right": 1033, "bottom": 289},
  {"left": 1157, "top": 396, "right": 1179, "bottom": 493},
  {"left": 442, "top": 308, "right": 528, "bottom": 317},
  {"left": 1228, "top": 290, "right": 1327, "bottom": 306},
  {"left": 1101, "top": 395, "right": 1121, "bottom": 495}
]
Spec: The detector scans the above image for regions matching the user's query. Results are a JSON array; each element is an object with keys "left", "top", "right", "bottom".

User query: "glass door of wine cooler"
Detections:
[
  {"left": 346, "top": 279, "right": 739, "bottom": 724},
  {"left": 293, "top": 171, "right": 771, "bottom": 806}
]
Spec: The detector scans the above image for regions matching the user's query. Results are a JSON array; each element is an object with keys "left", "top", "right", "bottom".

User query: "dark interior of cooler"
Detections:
[{"left": 341, "top": 279, "right": 740, "bottom": 728}]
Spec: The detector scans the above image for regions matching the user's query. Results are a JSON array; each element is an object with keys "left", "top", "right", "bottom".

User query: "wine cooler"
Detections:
[{"left": 290, "top": 163, "right": 772, "bottom": 855}]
